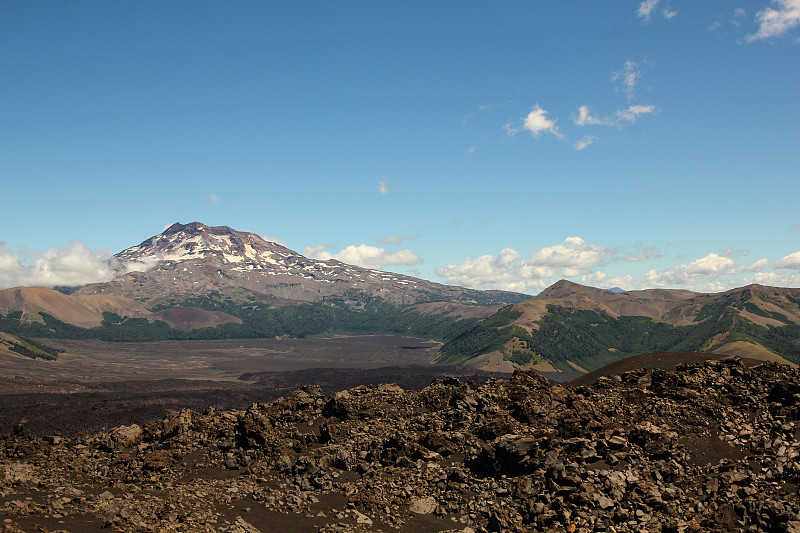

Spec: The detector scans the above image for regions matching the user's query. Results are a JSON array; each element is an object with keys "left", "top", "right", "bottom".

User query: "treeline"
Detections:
[
  {"left": 0, "top": 298, "right": 479, "bottom": 344},
  {"left": 437, "top": 303, "right": 800, "bottom": 371},
  {"left": 0, "top": 332, "right": 63, "bottom": 361}
]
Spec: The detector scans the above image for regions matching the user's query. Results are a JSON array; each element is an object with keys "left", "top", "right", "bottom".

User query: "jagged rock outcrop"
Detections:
[{"left": 1, "top": 359, "right": 799, "bottom": 532}]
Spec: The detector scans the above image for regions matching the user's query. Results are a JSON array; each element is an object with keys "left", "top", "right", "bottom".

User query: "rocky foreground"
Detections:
[{"left": 1, "top": 358, "right": 799, "bottom": 532}]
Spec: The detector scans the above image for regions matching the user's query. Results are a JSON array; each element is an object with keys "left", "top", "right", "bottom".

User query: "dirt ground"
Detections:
[
  {"left": 0, "top": 336, "right": 442, "bottom": 382},
  {"left": 0, "top": 336, "right": 520, "bottom": 436}
]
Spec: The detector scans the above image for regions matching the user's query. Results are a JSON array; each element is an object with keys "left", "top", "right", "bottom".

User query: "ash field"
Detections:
[{"left": 0, "top": 336, "right": 525, "bottom": 437}]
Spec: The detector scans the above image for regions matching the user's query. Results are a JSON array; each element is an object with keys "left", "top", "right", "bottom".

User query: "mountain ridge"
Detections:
[{"left": 436, "top": 279, "right": 800, "bottom": 371}]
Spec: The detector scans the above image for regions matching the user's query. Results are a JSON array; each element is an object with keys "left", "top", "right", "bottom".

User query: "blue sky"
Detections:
[{"left": 1, "top": 1, "right": 799, "bottom": 294}]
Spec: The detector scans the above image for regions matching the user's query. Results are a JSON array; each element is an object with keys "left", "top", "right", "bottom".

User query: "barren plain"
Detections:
[{"left": 0, "top": 336, "right": 529, "bottom": 436}]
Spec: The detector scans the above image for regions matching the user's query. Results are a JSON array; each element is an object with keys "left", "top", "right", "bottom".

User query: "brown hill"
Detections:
[
  {"left": 528, "top": 280, "right": 800, "bottom": 327},
  {"left": 437, "top": 280, "right": 800, "bottom": 372},
  {"left": 535, "top": 280, "right": 707, "bottom": 325},
  {"left": 0, "top": 286, "right": 151, "bottom": 328},
  {"left": 566, "top": 351, "right": 766, "bottom": 387}
]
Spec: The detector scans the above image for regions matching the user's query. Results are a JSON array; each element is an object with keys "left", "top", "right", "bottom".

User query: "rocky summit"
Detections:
[{"left": 1, "top": 357, "right": 799, "bottom": 532}]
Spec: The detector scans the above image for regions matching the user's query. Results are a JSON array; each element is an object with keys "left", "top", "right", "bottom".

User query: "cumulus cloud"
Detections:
[
  {"left": 303, "top": 244, "right": 333, "bottom": 258},
  {"left": 436, "top": 248, "right": 554, "bottom": 294},
  {"left": 0, "top": 242, "right": 119, "bottom": 290},
  {"left": 625, "top": 253, "right": 773, "bottom": 291},
  {"left": 507, "top": 105, "right": 563, "bottom": 139},
  {"left": 574, "top": 136, "right": 599, "bottom": 151},
  {"left": 436, "top": 237, "right": 616, "bottom": 293},
  {"left": 745, "top": 0, "right": 800, "bottom": 42},
  {"left": 641, "top": 253, "right": 736, "bottom": 288},
  {"left": 730, "top": 258, "right": 770, "bottom": 274},
  {"left": 530, "top": 237, "right": 616, "bottom": 270},
  {"left": 308, "top": 244, "right": 421, "bottom": 270},
  {"left": 749, "top": 270, "right": 800, "bottom": 287},
  {"left": 775, "top": 250, "right": 800, "bottom": 270},
  {"left": 573, "top": 106, "right": 608, "bottom": 126},
  {"left": 437, "top": 239, "right": 800, "bottom": 294}
]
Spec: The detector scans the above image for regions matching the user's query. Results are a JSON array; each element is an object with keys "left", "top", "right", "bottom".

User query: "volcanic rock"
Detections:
[{"left": 1, "top": 358, "right": 799, "bottom": 532}]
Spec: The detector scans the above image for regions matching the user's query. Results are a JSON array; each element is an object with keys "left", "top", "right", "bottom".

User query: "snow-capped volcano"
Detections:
[
  {"left": 118, "top": 222, "right": 299, "bottom": 271},
  {"left": 79, "top": 222, "right": 528, "bottom": 307}
]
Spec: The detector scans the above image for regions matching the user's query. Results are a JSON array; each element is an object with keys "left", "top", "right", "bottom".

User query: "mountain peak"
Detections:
[
  {"left": 117, "top": 222, "right": 295, "bottom": 266},
  {"left": 536, "top": 280, "right": 614, "bottom": 300},
  {"left": 162, "top": 222, "right": 238, "bottom": 238}
]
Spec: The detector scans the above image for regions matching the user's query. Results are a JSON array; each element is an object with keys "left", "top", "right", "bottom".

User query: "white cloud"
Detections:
[
  {"left": 379, "top": 233, "right": 421, "bottom": 245},
  {"left": 572, "top": 104, "right": 657, "bottom": 129},
  {"left": 614, "top": 105, "right": 657, "bottom": 123},
  {"left": 507, "top": 105, "right": 563, "bottom": 139},
  {"left": 465, "top": 145, "right": 477, "bottom": 154},
  {"left": 776, "top": 250, "right": 800, "bottom": 270},
  {"left": 638, "top": 0, "right": 677, "bottom": 22},
  {"left": 730, "top": 258, "right": 770, "bottom": 274},
  {"left": 210, "top": 194, "right": 219, "bottom": 204},
  {"left": 611, "top": 60, "right": 644, "bottom": 100},
  {"left": 749, "top": 270, "right": 800, "bottom": 286},
  {"left": 309, "top": 244, "right": 421, "bottom": 270},
  {"left": 632, "top": 253, "right": 778, "bottom": 291},
  {"left": 574, "top": 135, "right": 599, "bottom": 151},
  {"left": 436, "top": 237, "right": 616, "bottom": 293},
  {"left": 0, "top": 242, "right": 119, "bottom": 289},
  {"left": 746, "top": 0, "right": 800, "bottom": 42},
  {"left": 436, "top": 248, "right": 553, "bottom": 294},
  {"left": 303, "top": 244, "right": 333, "bottom": 258},
  {"left": 377, "top": 178, "right": 390, "bottom": 195},
  {"left": 531, "top": 237, "right": 617, "bottom": 269},
  {"left": 638, "top": 0, "right": 660, "bottom": 21},
  {"left": 708, "top": 20, "right": 722, "bottom": 32},
  {"left": 438, "top": 240, "right": 800, "bottom": 294},
  {"left": 573, "top": 105, "right": 607, "bottom": 126}
]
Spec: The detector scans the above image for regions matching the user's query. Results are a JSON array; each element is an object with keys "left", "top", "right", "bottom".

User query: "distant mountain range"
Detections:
[
  {"left": 435, "top": 280, "right": 800, "bottom": 371},
  {"left": 0, "top": 222, "right": 525, "bottom": 343},
  {"left": 1, "top": 222, "right": 799, "bottom": 373}
]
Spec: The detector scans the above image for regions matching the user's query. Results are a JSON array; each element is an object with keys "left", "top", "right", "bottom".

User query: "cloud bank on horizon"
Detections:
[{"left": 1, "top": 235, "right": 799, "bottom": 296}]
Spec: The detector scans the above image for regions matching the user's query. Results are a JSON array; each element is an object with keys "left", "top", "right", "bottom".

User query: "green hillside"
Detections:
[
  {"left": 0, "top": 331, "right": 63, "bottom": 361},
  {"left": 0, "top": 294, "right": 480, "bottom": 344},
  {"left": 436, "top": 302, "right": 800, "bottom": 371}
]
